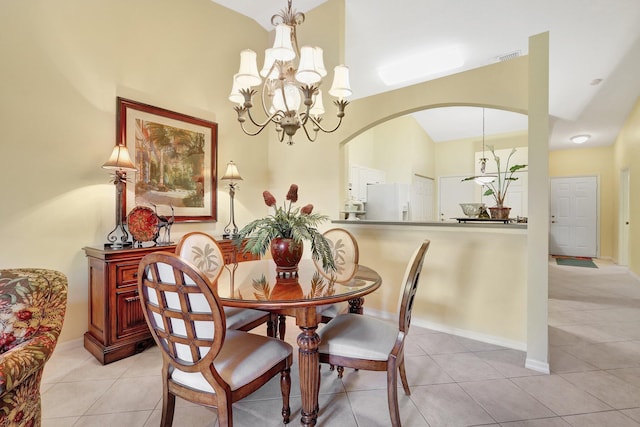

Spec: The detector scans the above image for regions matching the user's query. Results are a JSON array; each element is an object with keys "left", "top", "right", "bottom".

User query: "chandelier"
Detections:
[{"left": 229, "top": 0, "right": 352, "bottom": 145}]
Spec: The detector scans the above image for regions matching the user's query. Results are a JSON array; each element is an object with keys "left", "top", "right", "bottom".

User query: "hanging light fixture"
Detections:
[
  {"left": 474, "top": 108, "right": 497, "bottom": 185},
  {"left": 229, "top": 0, "right": 352, "bottom": 145}
]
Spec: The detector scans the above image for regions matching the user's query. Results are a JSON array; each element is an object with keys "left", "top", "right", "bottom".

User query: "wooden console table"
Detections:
[{"left": 83, "top": 239, "right": 256, "bottom": 364}]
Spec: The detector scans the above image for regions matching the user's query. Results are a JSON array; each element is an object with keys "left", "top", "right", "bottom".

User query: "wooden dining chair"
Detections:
[
  {"left": 138, "top": 252, "right": 293, "bottom": 427},
  {"left": 314, "top": 228, "right": 360, "bottom": 322},
  {"left": 317, "top": 239, "right": 430, "bottom": 427},
  {"left": 176, "top": 232, "right": 276, "bottom": 337}
]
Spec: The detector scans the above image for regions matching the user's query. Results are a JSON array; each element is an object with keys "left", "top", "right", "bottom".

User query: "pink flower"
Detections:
[
  {"left": 286, "top": 184, "right": 299, "bottom": 202},
  {"left": 301, "top": 204, "right": 314, "bottom": 215},
  {"left": 263, "top": 191, "right": 276, "bottom": 207}
]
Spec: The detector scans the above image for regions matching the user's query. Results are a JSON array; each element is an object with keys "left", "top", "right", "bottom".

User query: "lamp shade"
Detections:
[
  {"left": 271, "top": 24, "right": 296, "bottom": 61},
  {"left": 221, "top": 161, "right": 243, "bottom": 181},
  {"left": 228, "top": 74, "right": 245, "bottom": 105},
  {"left": 314, "top": 47, "right": 327, "bottom": 77},
  {"left": 260, "top": 48, "right": 279, "bottom": 80},
  {"left": 235, "top": 49, "right": 262, "bottom": 89},
  {"left": 272, "top": 83, "right": 302, "bottom": 113},
  {"left": 295, "top": 46, "right": 321, "bottom": 85},
  {"left": 102, "top": 144, "right": 136, "bottom": 171},
  {"left": 309, "top": 90, "right": 325, "bottom": 117},
  {"left": 328, "top": 65, "right": 352, "bottom": 99},
  {"left": 474, "top": 175, "right": 496, "bottom": 185}
]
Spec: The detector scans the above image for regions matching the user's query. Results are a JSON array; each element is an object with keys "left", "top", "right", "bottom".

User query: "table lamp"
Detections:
[
  {"left": 221, "top": 160, "right": 243, "bottom": 239},
  {"left": 102, "top": 144, "right": 137, "bottom": 248}
]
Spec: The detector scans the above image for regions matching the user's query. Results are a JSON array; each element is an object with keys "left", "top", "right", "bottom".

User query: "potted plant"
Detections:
[
  {"left": 463, "top": 145, "right": 527, "bottom": 219},
  {"left": 233, "top": 184, "right": 336, "bottom": 274}
]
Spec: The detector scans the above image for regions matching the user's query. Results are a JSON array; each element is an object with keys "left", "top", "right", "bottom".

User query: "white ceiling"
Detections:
[{"left": 211, "top": 0, "right": 640, "bottom": 150}]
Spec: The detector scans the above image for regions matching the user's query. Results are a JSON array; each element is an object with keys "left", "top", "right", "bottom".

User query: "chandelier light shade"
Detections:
[{"left": 229, "top": 0, "right": 352, "bottom": 144}]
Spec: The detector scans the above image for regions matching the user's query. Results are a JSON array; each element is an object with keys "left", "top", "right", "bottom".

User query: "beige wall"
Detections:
[
  {"left": 0, "top": 0, "right": 271, "bottom": 342},
  {"left": 348, "top": 115, "right": 435, "bottom": 183},
  {"left": 549, "top": 146, "right": 615, "bottom": 259},
  {"left": 435, "top": 131, "right": 528, "bottom": 178},
  {"left": 0, "top": 0, "right": 554, "bottom": 368},
  {"left": 268, "top": 42, "right": 539, "bottom": 353},
  {"left": 344, "top": 225, "right": 528, "bottom": 346},
  {"left": 613, "top": 96, "right": 640, "bottom": 273}
]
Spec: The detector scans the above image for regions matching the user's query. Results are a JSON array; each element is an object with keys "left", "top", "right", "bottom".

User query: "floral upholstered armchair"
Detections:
[{"left": 0, "top": 269, "right": 68, "bottom": 427}]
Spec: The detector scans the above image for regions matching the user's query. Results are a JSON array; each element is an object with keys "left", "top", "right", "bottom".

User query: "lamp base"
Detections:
[
  {"left": 221, "top": 233, "right": 238, "bottom": 240},
  {"left": 104, "top": 241, "right": 133, "bottom": 249}
]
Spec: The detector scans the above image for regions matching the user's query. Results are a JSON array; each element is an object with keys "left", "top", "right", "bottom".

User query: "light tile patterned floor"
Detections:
[{"left": 41, "top": 259, "right": 640, "bottom": 426}]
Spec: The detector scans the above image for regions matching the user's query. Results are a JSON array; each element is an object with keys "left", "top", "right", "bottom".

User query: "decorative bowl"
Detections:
[{"left": 459, "top": 203, "right": 485, "bottom": 218}]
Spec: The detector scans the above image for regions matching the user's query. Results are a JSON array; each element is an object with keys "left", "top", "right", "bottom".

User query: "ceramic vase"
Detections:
[
  {"left": 270, "top": 238, "right": 303, "bottom": 277},
  {"left": 489, "top": 206, "right": 511, "bottom": 220}
]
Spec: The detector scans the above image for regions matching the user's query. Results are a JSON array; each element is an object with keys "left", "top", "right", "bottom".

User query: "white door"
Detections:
[
  {"left": 619, "top": 169, "right": 630, "bottom": 266},
  {"left": 549, "top": 176, "right": 597, "bottom": 257},
  {"left": 438, "top": 175, "right": 477, "bottom": 222},
  {"left": 411, "top": 175, "right": 434, "bottom": 221}
]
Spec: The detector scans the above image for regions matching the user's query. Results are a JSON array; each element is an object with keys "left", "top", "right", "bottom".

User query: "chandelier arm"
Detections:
[
  {"left": 299, "top": 119, "right": 319, "bottom": 142},
  {"left": 245, "top": 107, "right": 283, "bottom": 129},
  {"left": 306, "top": 114, "right": 344, "bottom": 134},
  {"left": 237, "top": 109, "right": 283, "bottom": 137},
  {"left": 238, "top": 120, "right": 271, "bottom": 137}
]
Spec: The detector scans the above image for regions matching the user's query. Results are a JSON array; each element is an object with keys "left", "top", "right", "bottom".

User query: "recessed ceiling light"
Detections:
[
  {"left": 378, "top": 46, "right": 464, "bottom": 86},
  {"left": 571, "top": 134, "right": 590, "bottom": 144}
]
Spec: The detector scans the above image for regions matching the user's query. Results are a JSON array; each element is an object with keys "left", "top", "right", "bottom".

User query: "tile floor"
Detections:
[{"left": 41, "top": 258, "right": 640, "bottom": 426}]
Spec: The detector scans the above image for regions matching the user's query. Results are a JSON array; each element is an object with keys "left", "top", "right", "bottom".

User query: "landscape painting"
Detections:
[{"left": 117, "top": 97, "right": 218, "bottom": 222}]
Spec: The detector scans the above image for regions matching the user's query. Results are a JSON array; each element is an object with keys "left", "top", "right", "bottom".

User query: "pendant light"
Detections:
[{"left": 474, "top": 108, "right": 497, "bottom": 185}]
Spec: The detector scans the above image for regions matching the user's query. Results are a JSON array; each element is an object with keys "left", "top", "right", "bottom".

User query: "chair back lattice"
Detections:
[
  {"left": 176, "top": 232, "right": 225, "bottom": 283},
  {"left": 138, "top": 252, "right": 226, "bottom": 374},
  {"left": 316, "top": 228, "right": 359, "bottom": 282},
  {"left": 398, "top": 240, "right": 430, "bottom": 334}
]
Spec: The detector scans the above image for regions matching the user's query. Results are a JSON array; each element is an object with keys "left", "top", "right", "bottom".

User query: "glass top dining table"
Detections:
[{"left": 214, "top": 259, "right": 382, "bottom": 426}]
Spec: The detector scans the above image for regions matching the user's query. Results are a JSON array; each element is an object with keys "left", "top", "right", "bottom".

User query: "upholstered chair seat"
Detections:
[
  {"left": 318, "top": 314, "right": 397, "bottom": 360},
  {"left": 318, "top": 240, "right": 431, "bottom": 427},
  {"left": 171, "top": 329, "right": 292, "bottom": 392}
]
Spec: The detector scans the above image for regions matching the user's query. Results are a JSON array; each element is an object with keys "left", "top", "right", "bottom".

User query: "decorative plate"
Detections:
[{"left": 127, "top": 206, "right": 159, "bottom": 243}]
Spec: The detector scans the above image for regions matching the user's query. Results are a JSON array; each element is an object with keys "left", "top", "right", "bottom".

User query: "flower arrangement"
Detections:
[
  {"left": 233, "top": 184, "right": 336, "bottom": 271},
  {"left": 463, "top": 145, "right": 527, "bottom": 207}
]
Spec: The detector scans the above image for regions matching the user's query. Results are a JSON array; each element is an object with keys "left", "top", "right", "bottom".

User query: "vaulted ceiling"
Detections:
[{"left": 212, "top": 0, "right": 640, "bottom": 150}]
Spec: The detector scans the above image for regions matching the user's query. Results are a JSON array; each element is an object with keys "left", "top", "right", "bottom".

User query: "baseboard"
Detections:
[
  {"left": 363, "top": 307, "right": 527, "bottom": 351},
  {"left": 525, "top": 357, "right": 550, "bottom": 374}
]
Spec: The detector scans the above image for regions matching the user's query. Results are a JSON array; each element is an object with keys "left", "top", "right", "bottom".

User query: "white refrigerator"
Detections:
[{"left": 365, "top": 183, "right": 410, "bottom": 221}]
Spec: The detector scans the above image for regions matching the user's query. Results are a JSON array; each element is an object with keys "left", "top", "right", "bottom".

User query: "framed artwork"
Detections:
[{"left": 117, "top": 97, "right": 218, "bottom": 222}]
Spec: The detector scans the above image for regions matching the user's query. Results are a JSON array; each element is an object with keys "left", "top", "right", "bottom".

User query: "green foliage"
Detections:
[
  {"left": 233, "top": 186, "right": 336, "bottom": 272},
  {"left": 463, "top": 146, "right": 527, "bottom": 207}
]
